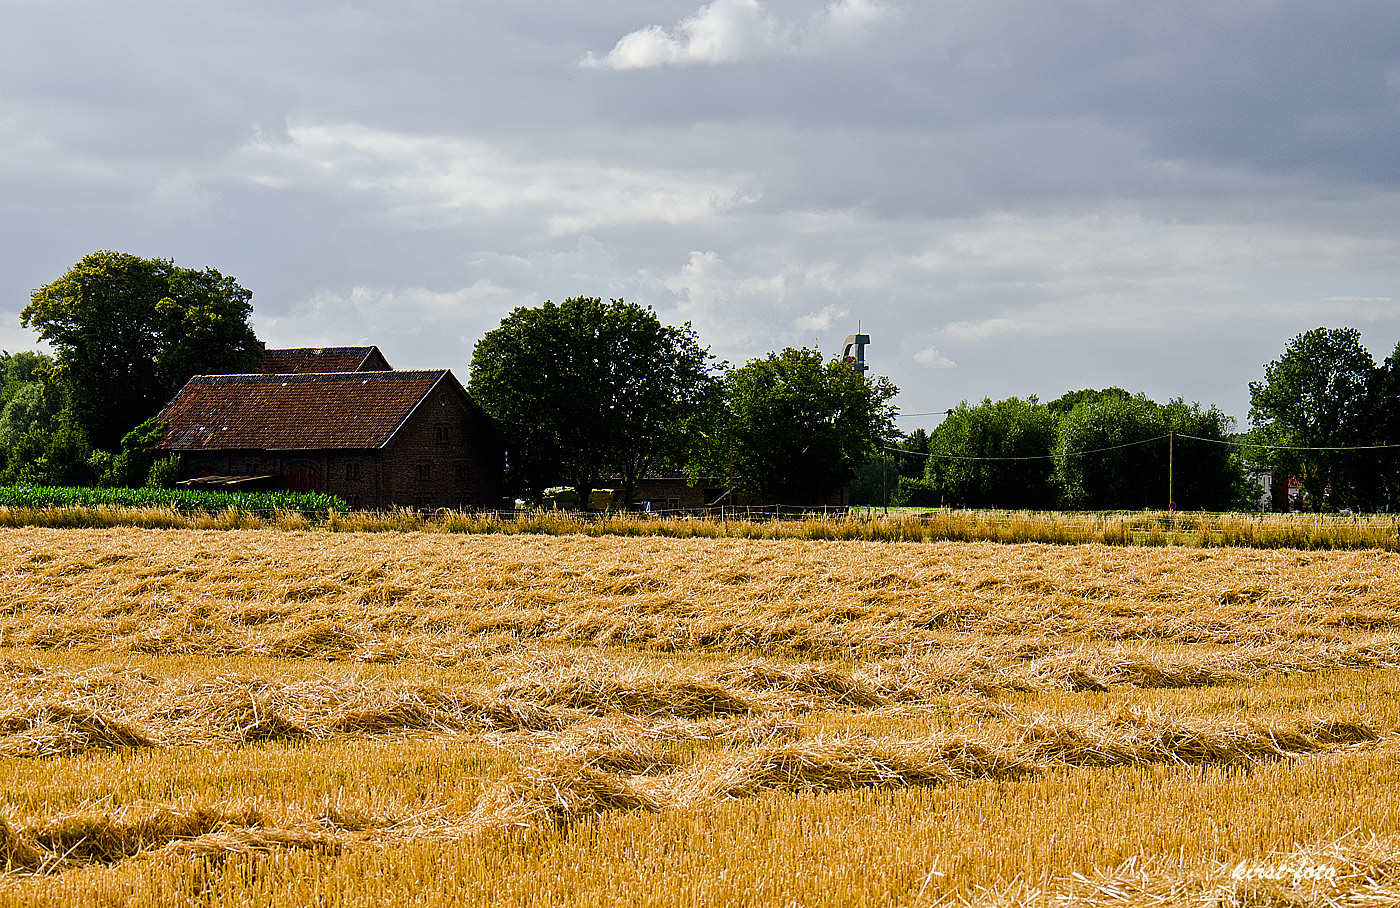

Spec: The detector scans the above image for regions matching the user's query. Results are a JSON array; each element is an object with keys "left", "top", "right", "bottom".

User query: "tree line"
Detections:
[
  {"left": 856, "top": 390, "right": 1247, "bottom": 511},
  {"left": 858, "top": 327, "right": 1400, "bottom": 513},
  {"left": 4, "top": 251, "right": 1396, "bottom": 512},
  {"left": 2, "top": 252, "right": 896, "bottom": 506}
]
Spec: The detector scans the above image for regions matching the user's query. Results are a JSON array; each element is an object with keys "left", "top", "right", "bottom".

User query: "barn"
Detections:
[
  {"left": 259, "top": 345, "right": 393, "bottom": 374},
  {"left": 153, "top": 369, "right": 503, "bottom": 510}
]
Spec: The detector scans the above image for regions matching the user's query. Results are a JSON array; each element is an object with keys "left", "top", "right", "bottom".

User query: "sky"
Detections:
[{"left": 2, "top": 0, "right": 1398, "bottom": 431}]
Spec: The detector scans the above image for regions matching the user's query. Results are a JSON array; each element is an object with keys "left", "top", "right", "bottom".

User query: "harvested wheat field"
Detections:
[{"left": 3, "top": 526, "right": 1400, "bottom": 906}]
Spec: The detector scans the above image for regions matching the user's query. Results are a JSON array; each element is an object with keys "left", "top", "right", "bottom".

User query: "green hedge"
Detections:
[{"left": 0, "top": 484, "right": 346, "bottom": 517}]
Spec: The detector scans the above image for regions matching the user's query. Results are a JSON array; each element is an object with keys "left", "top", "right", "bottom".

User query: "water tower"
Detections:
[{"left": 842, "top": 333, "right": 870, "bottom": 374}]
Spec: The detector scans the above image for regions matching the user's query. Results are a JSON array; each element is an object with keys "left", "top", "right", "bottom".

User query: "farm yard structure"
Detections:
[
  {"left": 626, "top": 471, "right": 850, "bottom": 512},
  {"left": 153, "top": 369, "right": 503, "bottom": 510}
]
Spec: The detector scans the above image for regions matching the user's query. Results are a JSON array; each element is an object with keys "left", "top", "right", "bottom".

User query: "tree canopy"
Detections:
[
  {"left": 1372, "top": 342, "right": 1400, "bottom": 510},
  {"left": 891, "top": 389, "right": 1244, "bottom": 511},
  {"left": 689, "top": 348, "right": 898, "bottom": 505},
  {"left": 468, "top": 297, "right": 713, "bottom": 503},
  {"left": 925, "top": 397, "right": 1059, "bottom": 509},
  {"left": 1248, "top": 327, "right": 1377, "bottom": 510},
  {"left": 21, "top": 251, "right": 263, "bottom": 450},
  {"left": 1, "top": 350, "right": 53, "bottom": 401},
  {"left": 0, "top": 383, "right": 57, "bottom": 450},
  {"left": 0, "top": 351, "right": 58, "bottom": 449},
  {"left": 1054, "top": 394, "right": 1240, "bottom": 510}
]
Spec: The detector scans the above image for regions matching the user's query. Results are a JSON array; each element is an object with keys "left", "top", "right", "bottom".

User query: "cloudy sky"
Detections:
[{"left": 2, "top": 0, "right": 1398, "bottom": 429}]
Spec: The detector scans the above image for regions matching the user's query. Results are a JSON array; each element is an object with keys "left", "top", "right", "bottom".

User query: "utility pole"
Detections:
[
  {"left": 1168, "top": 431, "right": 1175, "bottom": 513},
  {"left": 882, "top": 446, "right": 889, "bottom": 515}
]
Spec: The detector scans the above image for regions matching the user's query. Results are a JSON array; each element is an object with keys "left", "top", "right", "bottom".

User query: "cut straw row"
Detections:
[
  {"left": 467, "top": 714, "right": 1385, "bottom": 835},
  {"left": 3, "top": 714, "right": 1383, "bottom": 877}
]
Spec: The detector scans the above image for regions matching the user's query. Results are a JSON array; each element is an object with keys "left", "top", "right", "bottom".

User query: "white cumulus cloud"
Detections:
[
  {"left": 659, "top": 250, "right": 792, "bottom": 354},
  {"left": 794, "top": 303, "right": 848, "bottom": 332},
  {"left": 914, "top": 347, "right": 956, "bottom": 369},
  {"left": 582, "top": 0, "right": 893, "bottom": 70}
]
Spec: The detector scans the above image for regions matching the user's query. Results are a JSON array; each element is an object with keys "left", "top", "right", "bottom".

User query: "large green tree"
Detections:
[
  {"left": 1367, "top": 340, "right": 1400, "bottom": 511},
  {"left": 1, "top": 351, "right": 54, "bottom": 406},
  {"left": 0, "top": 351, "right": 58, "bottom": 449},
  {"left": 0, "top": 383, "right": 57, "bottom": 449},
  {"left": 21, "top": 251, "right": 263, "bottom": 451},
  {"left": 924, "top": 397, "right": 1059, "bottom": 509},
  {"left": 1248, "top": 327, "right": 1377, "bottom": 511},
  {"left": 1054, "top": 393, "right": 1242, "bottom": 510},
  {"left": 469, "top": 297, "right": 713, "bottom": 504},
  {"left": 689, "top": 348, "right": 897, "bottom": 505}
]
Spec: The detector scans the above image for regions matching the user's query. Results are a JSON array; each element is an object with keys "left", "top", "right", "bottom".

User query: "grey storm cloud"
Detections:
[{"left": 2, "top": 0, "right": 1398, "bottom": 426}]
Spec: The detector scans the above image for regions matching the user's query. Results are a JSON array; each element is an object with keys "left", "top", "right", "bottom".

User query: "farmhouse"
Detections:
[{"left": 154, "top": 369, "right": 503, "bottom": 510}]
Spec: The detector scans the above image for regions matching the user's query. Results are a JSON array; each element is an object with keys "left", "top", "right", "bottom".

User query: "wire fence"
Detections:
[{"left": 4, "top": 496, "right": 1399, "bottom": 549}]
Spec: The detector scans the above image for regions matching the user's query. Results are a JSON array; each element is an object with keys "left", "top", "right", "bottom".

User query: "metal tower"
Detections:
[{"left": 842, "top": 333, "right": 870, "bottom": 374}]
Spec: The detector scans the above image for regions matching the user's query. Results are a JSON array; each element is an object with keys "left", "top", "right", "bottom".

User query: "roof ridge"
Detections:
[
  {"left": 192, "top": 369, "right": 446, "bottom": 383},
  {"left": 264, "top": 345, "right": 378, "bottom": 353}
]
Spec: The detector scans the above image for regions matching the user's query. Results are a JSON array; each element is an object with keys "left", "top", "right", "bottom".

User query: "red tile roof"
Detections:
[
  {"left": 155, "top": 371, "right": 455, "bottom": 451},
  {"left": 261, "top": 346, "right": 392, "bottom": 374}
]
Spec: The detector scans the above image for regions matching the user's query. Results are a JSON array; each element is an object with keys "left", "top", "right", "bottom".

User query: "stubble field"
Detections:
[{"left": 2, "top": 526, "right": 1400, "bottom": 906}]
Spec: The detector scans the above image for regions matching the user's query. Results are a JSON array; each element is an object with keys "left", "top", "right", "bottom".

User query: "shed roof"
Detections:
[
  {"left": 261, "top": 346, "right": 392, "bottom": 374},
  {"left": 155, "top": 370, "right": 460, "bottom": 451}
]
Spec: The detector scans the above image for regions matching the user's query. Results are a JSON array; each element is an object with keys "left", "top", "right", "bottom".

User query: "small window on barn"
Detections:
[
  {"left": 345, "top": 461, "right": 361, "bottom": 481},
  {"left": 435, "top": 423, "right": 450, "bottom": 445},
  {"left": 415, "top": 461, "right": 432, "bottom": 482},
  {"left": 454, "top": 461, "right": 468, "bottom": 482}
]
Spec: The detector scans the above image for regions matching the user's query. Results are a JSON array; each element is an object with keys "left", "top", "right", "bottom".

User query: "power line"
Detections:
[
  {"left": 886, "top": 432, "right": 1400, "bottom": 463},
  {"left": 885, "top": 434, "right": 1171, "bottom": 462},
  {"left": 1176, "top": 433, "right": 1400, "bottom": 452}
]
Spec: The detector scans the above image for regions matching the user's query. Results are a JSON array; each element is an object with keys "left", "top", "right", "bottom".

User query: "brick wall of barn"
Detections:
[{"left": 376, "top": 382, "right": 504, "bottom": 510}]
